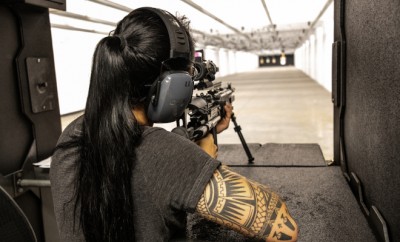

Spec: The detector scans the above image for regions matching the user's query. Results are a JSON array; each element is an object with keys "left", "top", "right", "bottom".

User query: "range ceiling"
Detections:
[{"left": 51, "top": 0, "right": 333, "bottom": 54}]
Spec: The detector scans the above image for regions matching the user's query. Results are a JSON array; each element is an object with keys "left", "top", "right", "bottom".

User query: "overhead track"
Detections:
[
  {"left": 50, "top": 9, "right": 116, "bottom": 27},
  {"left": 309, "top": 0, "right": 333, "bottom": 30},
  {"left": 300, "top": 0, "right": 333, "bottom": 46},
  {"left": 180, "top": 0, "right": 251, "bottom": 41},
  {"left": 260, "top": 0, "right": 280, "bottom": 47},
  {"left": 191, "top": 29, "right": 240, "bottom": 49},
  {"left": 260, "top": 0, "right": 276, "bottom": 34},
  {"left": 51, "top": 23, "right": 109, "bottom": 35},
  {"left": 49, "top": 9, "right": 116, "bottom": 35},
  {"left": 87, "top": 0, "right": 133, "bottom": 12}
]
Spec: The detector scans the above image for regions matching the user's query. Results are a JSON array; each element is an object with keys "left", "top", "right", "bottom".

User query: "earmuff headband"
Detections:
[{"left": 138, "top": 7, "right": 191, "bottom": 59}]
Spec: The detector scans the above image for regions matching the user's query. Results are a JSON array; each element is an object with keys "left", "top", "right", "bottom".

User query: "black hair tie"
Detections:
[{"left": 115, "top": 35, "right": 127, "bottom": 50}]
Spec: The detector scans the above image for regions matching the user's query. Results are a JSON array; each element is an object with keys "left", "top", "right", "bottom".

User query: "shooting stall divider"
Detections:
[
  {"left": 332, "top": 0, "right": 400, "bottom": 241},
  {"left": 0, "top": 0, "right": 65, "bottom": 241}
]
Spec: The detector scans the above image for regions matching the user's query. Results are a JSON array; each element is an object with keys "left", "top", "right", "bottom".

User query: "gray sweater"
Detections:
[{"left": 50, "top": 117, "right": 220, "bottom": 241}]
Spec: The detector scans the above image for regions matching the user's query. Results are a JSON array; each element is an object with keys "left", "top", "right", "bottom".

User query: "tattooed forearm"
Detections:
[{"left": 196, "top": 165, "right": 298, "bottom": 241}]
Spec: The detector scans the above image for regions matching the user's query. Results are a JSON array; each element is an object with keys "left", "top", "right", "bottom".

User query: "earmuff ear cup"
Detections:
[
  {"left": 139, "top": 7, "right": 193, "bottom": 123},
  {"left": 146, "top": 71, "right": 193, "bottom": 123}
]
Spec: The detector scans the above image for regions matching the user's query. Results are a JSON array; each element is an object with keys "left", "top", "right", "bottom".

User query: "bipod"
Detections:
[{"left": 231, "top": 113, "right": 254, "bottom": 164}]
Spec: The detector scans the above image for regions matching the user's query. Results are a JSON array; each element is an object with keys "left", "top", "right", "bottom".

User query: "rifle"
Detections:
[{"left": 175, "top": 50, "right": 254, "bottom": 163}]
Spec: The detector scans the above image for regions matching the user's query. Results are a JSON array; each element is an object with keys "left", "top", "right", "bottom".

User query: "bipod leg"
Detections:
[{"left": 231, "top": 113, "right": 254, "bottom": 164}]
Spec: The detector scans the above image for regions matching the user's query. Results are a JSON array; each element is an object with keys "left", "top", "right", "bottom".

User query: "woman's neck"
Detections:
[{"left": 132, "top": 105, "right": 153, "bottom": 126}]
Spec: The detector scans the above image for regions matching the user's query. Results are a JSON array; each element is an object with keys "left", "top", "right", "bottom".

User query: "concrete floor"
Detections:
[
  {"left": 215, "top": 66, "right": 333, "bottom": 161},
  {"left": 61, "top": 66, "right": 333, "bottom": 161}
]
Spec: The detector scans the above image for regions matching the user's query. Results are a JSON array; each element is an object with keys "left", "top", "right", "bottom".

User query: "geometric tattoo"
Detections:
[{"left": 196, "top": 165, "right": 297, "bottom": 241}]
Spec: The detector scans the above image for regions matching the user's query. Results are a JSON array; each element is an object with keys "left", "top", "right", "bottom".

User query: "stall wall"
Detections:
[{"left": 333, "top": 0, "right": 400, "bottom": 241}]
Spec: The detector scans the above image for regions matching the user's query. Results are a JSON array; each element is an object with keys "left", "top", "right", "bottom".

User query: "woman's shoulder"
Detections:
[
  {"left": 141, "top": 126, "right": 192, "bottom": 146},
  {"left": 60, "top": 115, "right": 84, "bottom": 141},
  {"left": 51, "top": 116, "right": 83, "bottom": 168}
]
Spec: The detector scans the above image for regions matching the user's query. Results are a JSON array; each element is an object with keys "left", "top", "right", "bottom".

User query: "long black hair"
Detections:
[{"left": 70, "top": 8, "right": 194, "bottom": 241}]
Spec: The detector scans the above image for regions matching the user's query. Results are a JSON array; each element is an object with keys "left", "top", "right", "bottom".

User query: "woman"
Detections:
[{"left": 50, "top": 7, "right": 298, "bottom": 242}]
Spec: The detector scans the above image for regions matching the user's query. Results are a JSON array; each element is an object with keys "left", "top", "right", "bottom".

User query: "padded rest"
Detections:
[
  {"left": 218, "top": 143, "right": 327, "bottom": 166},
  {"left": 181, "top": 167, "right": 376, "bottom": 242}
]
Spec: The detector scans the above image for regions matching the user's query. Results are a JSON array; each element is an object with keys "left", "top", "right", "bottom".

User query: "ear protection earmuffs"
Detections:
[{"left": 141, "top": 7, "right": 194, "bottom": 123}]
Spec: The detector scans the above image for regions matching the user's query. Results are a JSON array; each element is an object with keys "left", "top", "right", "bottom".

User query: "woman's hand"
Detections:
[
  {"left": 197, "top": 103, "right": 233, "bottom": 158},
  {"left": 216, "top": 103, "right": 233, "bottom": 134},
  {"left": 197, "top": 133, "right": 218, "bottom": 158}
]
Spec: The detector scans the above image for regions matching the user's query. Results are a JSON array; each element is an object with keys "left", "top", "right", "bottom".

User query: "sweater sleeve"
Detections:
[{"left": 135, "top": 127, "right": 221, "bottom": 213}]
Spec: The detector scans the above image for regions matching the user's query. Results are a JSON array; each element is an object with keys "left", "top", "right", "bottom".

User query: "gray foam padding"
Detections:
[
  {"left": 340, "top": 1, "right": 400, "bottom": 241},
  {"left": 180, "top": 167, "right": 376, "bottom": 242},
  {"left": 217, "top": 143, "right": 262, "bottom": 165},
  {"left": 218, "top": 143, "right": 327, "bottom": 166}
]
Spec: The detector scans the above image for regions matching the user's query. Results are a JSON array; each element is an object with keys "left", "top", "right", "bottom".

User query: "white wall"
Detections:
[
  {"left": 295, "top": 2, "right": 333, "bottom": 92},
  {"left": 203, "top": 46, "right": 258, "bottom": 78},
  {"left": 235, "top": 51, "right": 258, "bottom": 73},
  {"left": 52, "top": 28, "right": 105, "bottom": 115}
]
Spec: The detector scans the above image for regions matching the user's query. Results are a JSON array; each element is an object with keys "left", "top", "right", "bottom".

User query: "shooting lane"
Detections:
[
  {"left": 179, "top": 0, "right": 400, "bottom": 241},
  {"left": 0, "top": 1, "right": 399, "bottom": 242}
]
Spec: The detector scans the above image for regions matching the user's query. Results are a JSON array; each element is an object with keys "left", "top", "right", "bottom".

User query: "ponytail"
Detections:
[{"left": 76, "top": 35, "right": 140, "bottom": 241}]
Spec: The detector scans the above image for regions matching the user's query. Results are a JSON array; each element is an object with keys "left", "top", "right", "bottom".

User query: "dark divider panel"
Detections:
[
  {"left": 334, "top": 0, "right": 400, "bottom": 241},
  {"left": 0, "top": 3, "right": 62, "bottom": 173},
  {"left": 0, "top": 1, "right": 64, "bottom": 241}
]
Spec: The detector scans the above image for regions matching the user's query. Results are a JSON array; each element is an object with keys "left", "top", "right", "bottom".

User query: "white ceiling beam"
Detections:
[
  {"left": 87, "top": 0, "right": 133, "bottom": 12},
  {"left": 51, "top": 23, "right": 109, "bottom": 35},
  {"left": 180, "top": 0, "right": 250, "bottom": 41},
  {"left": 309, "top": 0, "right": 333, "bottom": 30},
  {"left": 298, "top": 0, "right": 333, "bottom": 48},
  {"left": 50, "top": 9, "right": 117, "bottom": 26},
  {"left": 260, "top": 0, "right": 282, "bottom": 50}
]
